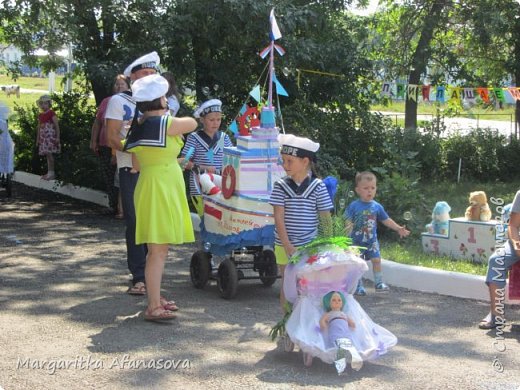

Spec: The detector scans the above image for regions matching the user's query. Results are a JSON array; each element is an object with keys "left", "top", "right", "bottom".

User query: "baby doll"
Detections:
[{"left": 320, "top": 291, "right": 363, "bottom": 374}]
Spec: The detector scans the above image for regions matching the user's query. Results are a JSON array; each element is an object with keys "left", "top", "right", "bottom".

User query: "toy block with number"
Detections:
[{"left": 421, "top": 217, "right": 507, "bottom": 263}]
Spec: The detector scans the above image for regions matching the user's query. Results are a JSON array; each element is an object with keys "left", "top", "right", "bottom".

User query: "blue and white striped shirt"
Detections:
[
  {"left": 181, "top": 130, "right": 233, "bottom": 195},
  {"left": 269, "top": 176, "right": 333, "bottom": 246}
]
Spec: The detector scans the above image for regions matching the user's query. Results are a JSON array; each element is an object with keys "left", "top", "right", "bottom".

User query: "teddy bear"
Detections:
[
  {"left": 426, "top": 201, "right": 451, "bottom": 236},
  {"left": 465, "top": 191, "right": 492, "bottom": 222}
]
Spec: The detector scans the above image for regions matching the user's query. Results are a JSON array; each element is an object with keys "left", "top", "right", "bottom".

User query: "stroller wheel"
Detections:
[
  {"left": 259, "top": 249, "right": 278, "bottom": 287},
  {"left": 217, "top": 259, "right": 238, "bottom": 299},
  {"left": 190, "top": 250, "right": 211, "bottom": 289}
]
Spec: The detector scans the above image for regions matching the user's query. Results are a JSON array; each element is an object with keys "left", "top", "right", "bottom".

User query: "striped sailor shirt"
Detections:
[
  {"left": 181, "top": 130, "right": 233, "bottom": 195},
  {"left": 269, "top": 176, "right": 333, "bottom": 247}
]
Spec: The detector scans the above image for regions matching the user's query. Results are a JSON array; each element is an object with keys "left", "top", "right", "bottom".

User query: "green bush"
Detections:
[{"left": 11, "top": 91, "right": 100, "bottom": 189}]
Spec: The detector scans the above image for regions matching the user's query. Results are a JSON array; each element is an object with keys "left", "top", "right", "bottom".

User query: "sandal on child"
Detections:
[
  {"left": 144, "top": 306, "right": 177, "bottom": 322},
  {"left": 160, "top": 296, "right": 179, "bottom": 311},
  {"left": 127, "top": 282, "right": 146, "bottom": 295}
]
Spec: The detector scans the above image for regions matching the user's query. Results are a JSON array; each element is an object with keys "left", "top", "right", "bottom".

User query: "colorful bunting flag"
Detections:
[
  {"left": 476, "top": 87, "right": 490, "bottom": 104},
  {"left": 273, "top": 73, "right": 289, "bottom": 97},
  {"left": 509, "top": 88, "right": 520, "bottom": 101},
  {"left": 493, "top": 88, "right": 506, "bottom": 103},
  {"left": 382, "top": 82, "right": 392, "bottom": 97},
  {"left": 249, "top": 85, "right": 261, "bottom": 102},
  {"left": 422, "top": 85, "right": 431, "bottom": 101},
  {"left": 407, "top": 84, "right": 418, "bottom": 102},
  {"left": 449, "top": 87, "right": 461, "bottom": 103},
  {"left": 436, "top": 86, "right": 445, "bottom": 102},
  {"left": 380, "top": 81, "right": 520, "bottom": 105},
  {"left": 228, "top": 121, "right": 238, "bottom": 135},
  {"left": 270, "top": 9, "right": 282, "bottom": 41},
  {"left": 396, "top": 83, "right": 405, "bottom": 99}
]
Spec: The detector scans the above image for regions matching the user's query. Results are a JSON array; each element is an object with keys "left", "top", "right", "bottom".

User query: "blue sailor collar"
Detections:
[{"left": 123, "top": 114, "right": 169, "bottom": 151}]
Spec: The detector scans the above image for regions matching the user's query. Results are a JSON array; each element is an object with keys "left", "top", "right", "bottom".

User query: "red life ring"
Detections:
[{"left": 221, "top": 165, "right": 236, "bottom": 199}]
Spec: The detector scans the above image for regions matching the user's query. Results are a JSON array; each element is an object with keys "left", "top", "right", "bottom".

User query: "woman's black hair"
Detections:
[{"left": 136, "top": 97, "right": 165, "bottom": 113}]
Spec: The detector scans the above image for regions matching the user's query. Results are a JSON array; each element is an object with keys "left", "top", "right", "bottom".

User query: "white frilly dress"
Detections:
[{"left": 283, "top": 244, "right": 398, "bottom": 365}]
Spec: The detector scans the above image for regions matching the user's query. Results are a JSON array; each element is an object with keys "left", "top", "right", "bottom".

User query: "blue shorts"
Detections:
[
  {"left": 356, "top": 242, "right": 381, "bottom": 260},
  {"left": 485, "top": 240, "right": 520, "bottom": 288}
]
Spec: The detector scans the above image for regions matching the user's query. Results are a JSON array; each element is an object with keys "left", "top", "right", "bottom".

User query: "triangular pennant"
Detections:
[
  {"left": 396, "top": 83, "right": 405, "bottom": 98},
  {"left": 436, "top": 86, "right": 445, "bottom": 102},
  {"left": 273, "top": 73, "right": 289, "bottom": 97},
  {"left": 508, "top": 88, "right": 520, "bottom": 101},
  {"left": 493, "top": 88, "right": 506, "bottom": 103},
  {"left": 407, "top": 84, "right": 418, "bottom": 102},
  {"left": 449, "top": 87, "right": 461, "bottom": 103},
  {"left": 422, "top": 85, "right": 431, "bottom": 101},
  {"left": 476, "top": 87, "right": 490, "bottom": 104},
  {"left": 462, "top": 88, "right": 476, "bottom": 100},
  {"left": 206, "top": 148, "right": 215, "bottom": 164},
  {"left": 239, "top": 104, "right": 247, "bottom": 115},
  {"left": 228, "top": 121, "right": 238, "bottom": 134},
  {"left": 274, "top": 44, "right": 286, "bottom": 56},
  {"left": 381, "top": 82, "right": 392, "bottom": 97},
  {"left": 249, "top": 85, "right": 261, "bottom": 102},
  {"left": 216, "top": 132, "right": 225, "bottom": 150}
]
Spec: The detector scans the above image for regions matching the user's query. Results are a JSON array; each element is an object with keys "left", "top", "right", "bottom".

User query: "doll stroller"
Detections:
[
  {"left": 0, "top": 116, "right": 14, "bottom": 198},
  {"left": 279, "top": 240, "right": 398, "bottom": 373}
]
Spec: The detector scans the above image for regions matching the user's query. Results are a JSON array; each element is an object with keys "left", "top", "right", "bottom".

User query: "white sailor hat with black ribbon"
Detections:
[
  {"left": 131, "top": 74, "right": 169, "bottom": 102},
  {"left": 124, "top": 51, "right": 161, "bottom": 77},
  {"left": 278, "top": 134, "right": 320, "bottom": 162},
  {"left": 193, "top": 99, "right": 222, "bottom": 118}
]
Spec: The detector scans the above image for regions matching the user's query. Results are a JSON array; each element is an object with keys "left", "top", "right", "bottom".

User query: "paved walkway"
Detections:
[
  {"left": 0, "top": 183, "right": 520, "bottom": 389},
  {"left": 377, "top": 111, "right": 518, "bottom": 138}
]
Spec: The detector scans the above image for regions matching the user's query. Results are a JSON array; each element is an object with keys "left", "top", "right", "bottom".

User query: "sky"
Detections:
[{"left": 351, "top": 0, "right": 380, "bottom": 16}]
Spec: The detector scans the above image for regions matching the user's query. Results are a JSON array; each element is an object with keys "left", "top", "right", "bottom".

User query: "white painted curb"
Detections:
[
  {"left": 12, "top": 171, "right": 109, "bottom": 207},
  {"left": 364, "top": 259, "right": 519, "bottom": 304},
  {"left": 10, "top": 170, "right": 520, "bottom": 304}
]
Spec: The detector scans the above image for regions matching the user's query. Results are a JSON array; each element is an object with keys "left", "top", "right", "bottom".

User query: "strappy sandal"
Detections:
[
  {"left": 160, "top": 296, "right": 179, "bottom": 311},
  {"left": 144, "top": 306, "right": 177, "bottom": 322},
  {"left": 127, "top": 282, "right": 146, "bottom": 295},
  {"left": 478, "top": 313, "right": 499, "bottom": 329}
]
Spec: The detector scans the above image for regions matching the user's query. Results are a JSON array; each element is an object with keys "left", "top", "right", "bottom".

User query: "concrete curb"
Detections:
[
  {"left": 364, "top": 259, "right": 519, "bottom": 304},
  {"left": 11, "top": 171, "right": 519, "bottom": 304},
  {"left": 12, "top": 171, "right": 109, "bottom": 208}
]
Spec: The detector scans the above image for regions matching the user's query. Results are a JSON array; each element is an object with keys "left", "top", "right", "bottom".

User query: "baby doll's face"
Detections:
[{"left": 330, "top": 293, "right": 343, "bottom": 311}]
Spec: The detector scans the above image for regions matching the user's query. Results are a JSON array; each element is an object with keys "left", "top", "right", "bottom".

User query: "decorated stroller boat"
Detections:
[
  {"left": 189, "top": 10, "right": 287, "bottom": 299},
  {"left": 273, "top": 239, "right": 398, "bottom": 373}
]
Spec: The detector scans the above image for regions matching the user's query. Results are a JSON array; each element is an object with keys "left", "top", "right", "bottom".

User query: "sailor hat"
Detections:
[
  {"left": 194, "top": 99, "right": 222, "bottom": 118},
  {"left": 124, "top": 51, "right": 161, "bottom": 77},
  {"left": 278, "top": 133, "right": 320, "bottom": 161},
  {"left": 131, "top": 74, "right": 169, "bottom": 102}
]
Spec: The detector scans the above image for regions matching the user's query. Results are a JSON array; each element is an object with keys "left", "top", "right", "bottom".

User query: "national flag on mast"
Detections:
[{"left": 269, "top": 9, "right": 282, "bottom": 41}]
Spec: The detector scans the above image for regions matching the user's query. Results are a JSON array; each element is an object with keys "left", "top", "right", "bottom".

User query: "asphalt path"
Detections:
[{"left": 0, "top": 183, "right": 519, "bottom": 389}]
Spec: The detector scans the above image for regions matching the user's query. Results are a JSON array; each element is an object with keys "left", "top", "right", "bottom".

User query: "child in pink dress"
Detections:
[{"left": 36, "top": 95, "right": 60, "bottom": 180}]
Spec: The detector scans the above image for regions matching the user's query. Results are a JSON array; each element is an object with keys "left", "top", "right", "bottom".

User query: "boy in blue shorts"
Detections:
[{"left": 344, "top": 171, "right": 410, "bottom": 295}]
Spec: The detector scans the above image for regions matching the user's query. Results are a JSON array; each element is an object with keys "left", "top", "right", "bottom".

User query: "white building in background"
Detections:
[{"left": 0, "top": 45, "right": 23, "bottom": 65}]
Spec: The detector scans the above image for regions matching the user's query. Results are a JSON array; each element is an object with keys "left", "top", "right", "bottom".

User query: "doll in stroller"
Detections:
[{"left": 278, "top": 239, "right": 397, "bottom": 374}]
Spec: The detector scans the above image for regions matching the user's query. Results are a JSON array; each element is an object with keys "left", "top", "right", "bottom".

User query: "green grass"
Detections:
[
  {"left": 0, "top": 74, "right": 65, "bottom": 90},
  {"left": 371, "top": 100, "right": 516, "bottom": 122},
  {"left": 380, "top": 241, "right": 488, "bottom": 276}
]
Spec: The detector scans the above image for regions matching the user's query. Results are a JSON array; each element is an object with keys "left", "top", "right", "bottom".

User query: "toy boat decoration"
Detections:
[{"left": 199, "top": 9, "right": 287, "bottom": 255}]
